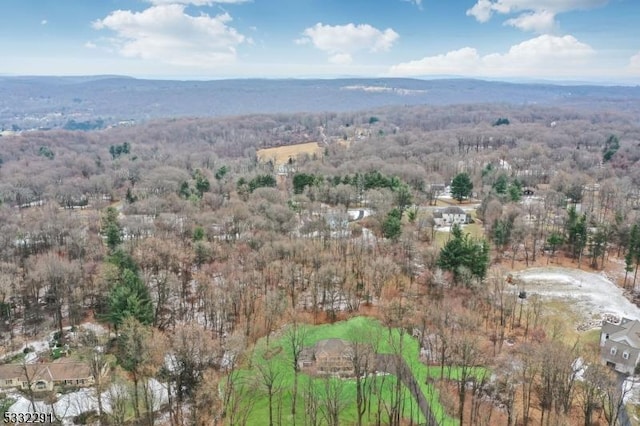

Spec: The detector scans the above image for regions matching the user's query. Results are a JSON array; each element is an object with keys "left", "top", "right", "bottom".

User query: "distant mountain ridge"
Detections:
[{"left": 1, "top": 76, "right": 639, "bottom": 130}]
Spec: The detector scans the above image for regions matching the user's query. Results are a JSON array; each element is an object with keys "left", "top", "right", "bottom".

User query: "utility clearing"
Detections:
[{"left": 515, "top": 267, "right": 640, "bottom": 328}]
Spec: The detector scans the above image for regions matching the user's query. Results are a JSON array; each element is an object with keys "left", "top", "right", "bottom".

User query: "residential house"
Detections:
[
  {"left": 0, "top": 362, "right": 94, "bottom": 392},
  {"left": 347, "top": 209, "right": 371, "bottom": 222},
  {"left": 433, "top": 206, "right": 469, "bottom": 226},
  {"left": 498, "top": 159, "right": 512, "bottom": 171},
  {"left": 600, "top": 318, "right": 640, "bottom": 374},
  {"left": 429, "top": 183, "right": 446, "bottom": 193},
  {"left": 277, "top": 163, "right": 295, "bottom": 176},
  {"left": 298, "top": 339, "right": 374, "bottom": 377}
]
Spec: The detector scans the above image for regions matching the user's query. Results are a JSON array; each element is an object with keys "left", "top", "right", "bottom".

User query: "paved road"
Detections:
[
  {"left": 376, "top": 354, "right": 439, "bottom": 426},
  {"left": 617, "top": 373, "right": 632, "bottom": 426}
]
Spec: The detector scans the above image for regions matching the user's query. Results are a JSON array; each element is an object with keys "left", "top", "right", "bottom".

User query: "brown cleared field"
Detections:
[{"left": 256, "top": 142, "right": 322, "bottom": 165}]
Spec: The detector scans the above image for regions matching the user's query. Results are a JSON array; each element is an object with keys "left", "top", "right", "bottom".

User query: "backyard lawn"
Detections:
[
  {"left": 434, "top": 222, "right": 484, "bottom": 249},
  {"left": 232, "top": 316, "right": 457, "bottom": 425}
]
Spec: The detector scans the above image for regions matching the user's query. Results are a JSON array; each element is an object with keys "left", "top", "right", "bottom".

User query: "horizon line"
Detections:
[{"left": 1, "top": 73, "right": 638, "bottom": 87}]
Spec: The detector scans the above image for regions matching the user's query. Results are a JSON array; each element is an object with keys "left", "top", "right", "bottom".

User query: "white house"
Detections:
[
  {"left": 433, "top": 206, "right": 469, "bottom": 226},
  {"left": 600, "top": 318, "right": 640, "bottom": 375}
]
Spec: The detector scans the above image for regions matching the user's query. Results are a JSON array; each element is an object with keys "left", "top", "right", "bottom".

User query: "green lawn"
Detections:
[
  {"left": 232, "top": 316, "right": 457, "bottom": 426},
  {"left": 425, "top": 365, "right": 488, "bottom": 382},
  {"left": 435, "top": 222, "right": 484, "bottom": 249},
  {"left": 4, "top": 352, "right": 26, "bottom": 364},
  {"left": 581, "top": 329, "right": 601, "bottom": 346}
]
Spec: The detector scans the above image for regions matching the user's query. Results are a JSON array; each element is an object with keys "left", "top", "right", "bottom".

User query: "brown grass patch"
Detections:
[{"left": 256, "top": 142, "right": 322, "bottom": 166}]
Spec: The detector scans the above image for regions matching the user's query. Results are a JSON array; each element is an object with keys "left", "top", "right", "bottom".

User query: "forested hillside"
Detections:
[
  {"left": 2, "top": 76, "right": 640, "bottom": 131},
  {"left": 1, "top": 101, "right": 639, "bottom": 425}
]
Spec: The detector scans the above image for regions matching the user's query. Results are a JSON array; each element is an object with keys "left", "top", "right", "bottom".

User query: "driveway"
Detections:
[{"left": 376, "top": 354, "right": 439, "bottom": 426}]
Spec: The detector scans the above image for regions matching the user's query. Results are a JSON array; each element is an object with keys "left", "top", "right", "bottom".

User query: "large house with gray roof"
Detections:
[
  {"left": 600, "top": 318, "right": 640, "bottom": 374},
  {"left": 433, "top": 206, "right": 470, "bottom": 227}
]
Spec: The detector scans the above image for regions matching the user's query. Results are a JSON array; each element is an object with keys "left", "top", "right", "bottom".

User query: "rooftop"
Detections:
[
  {"left": 442, "top": 206, "right": 465, "bottom": 215},
  {"left": 0, "top": 362, "right": 91, "bottom": 383},
  {"left": 604, "top": 318, "right": 640, "bottom": 348}
]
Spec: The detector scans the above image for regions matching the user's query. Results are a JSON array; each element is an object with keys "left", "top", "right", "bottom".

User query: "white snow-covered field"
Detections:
[
  {"left": 435, "top": 224, "right": 472, "bottom": 234},
  {"left": 515, "top": 267, "right": 640, "bottom": 322}
]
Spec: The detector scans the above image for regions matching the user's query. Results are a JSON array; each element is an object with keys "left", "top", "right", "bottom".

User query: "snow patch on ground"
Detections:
[
  {"left": 1, "top": 322, "right": 110, "bottom": 364},
  {"left": 515, "top": 267, "right": 640, "bottom": 322},
  {"left": 623, "top": 377, "right": 640, "bottom": 404},
  {"left": 1, "top": 321, "right": 156, "bottom": 425},
  {"left": 78, "top": 322, "right": 109, "bottom": 336},
  {"left": 6, "top": 379, "right": 169, "bottom": 425},
  {"left": 8, "top": 388, "right": 97, "bottom": 423},
  {"left": 435, "top": 224, "right": 473, "bottom": 234},
  {"left": 0, "top": 338, "right": 50, "bottom": 363}
]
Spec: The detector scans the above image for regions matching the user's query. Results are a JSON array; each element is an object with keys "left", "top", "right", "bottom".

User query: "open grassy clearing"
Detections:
[
  {"left": 434, "top": 222, "right": 484, "bottom": 249},
  {"left": 424, "top": 365, "right": 488, "bottom": 382},
  {"left": 235, "top": 316, "right": 457, "bottom": 425},
  {"left": 581, "top": 328, "right": 601, "bottom": 347},
  {"left": 531, "top": 298, "right": 603, "bottom": 349},
  {"left": 256, "top": 142, "right": 322, "bottom": 166}
]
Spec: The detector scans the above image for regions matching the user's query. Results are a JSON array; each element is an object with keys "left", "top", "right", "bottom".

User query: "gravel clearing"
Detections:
[{"left": 514, "top": 267, "right": 640, "bottom": 324}]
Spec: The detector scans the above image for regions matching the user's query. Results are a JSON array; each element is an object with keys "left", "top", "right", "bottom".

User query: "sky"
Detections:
[{"left": 0, "top": 0, "right": 638, "bottom": 83}]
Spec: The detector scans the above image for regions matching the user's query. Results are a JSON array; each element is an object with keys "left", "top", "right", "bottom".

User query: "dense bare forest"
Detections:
[{"left": 1, "top": 101, "right": 640, "bottom": 425}]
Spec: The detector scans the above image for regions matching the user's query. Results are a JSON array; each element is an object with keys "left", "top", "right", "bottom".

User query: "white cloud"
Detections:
[
  {"left": 504, "top": 10, "right": 556, "bottom": 33},
  {"left": 329, "top": 53, "right": 353, "bottom": 65},
  {"left": 298, "top": 23, "right": 398, "bottom": 63},
  {"left": 390, "top": 47, "right": 482, "bottom": 75},
  {"left": 389, "top": 34, "right": 595, "bottom": 79},
  {"left": 484, "top": 0, "right": 608, "bottom": 14},
  {"left": 145, "top": 0, "right": 250, "bottom": 5},
  {"left": 41, "top": 19, "right": 48, "bottom": 25},
  {"left": 92, "top": 4, "right": 245, "bottom": 67},
  {"left": 630, "top": 52, "right": 640, "bottom": 71},
  {"left": 402, "top": 0, "right": 423, "bottom": 8},
  {"left": 466, "top": 0, "right": 493, "bottom": 22},
  {"left": 84, "top": 41, "right": 97, "bottom": 49},
  {"left": 467, "top": 0, "right": 608, "bottom": 32}
]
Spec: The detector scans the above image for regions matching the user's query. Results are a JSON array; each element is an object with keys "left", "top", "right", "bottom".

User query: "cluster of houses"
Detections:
[{"left": 0, "top": 319, "right": 637, "bottom": 398}]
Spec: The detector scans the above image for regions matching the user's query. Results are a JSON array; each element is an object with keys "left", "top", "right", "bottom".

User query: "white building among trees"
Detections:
[
  {"left": 600, "top": 318, "right": 640, "bottom": 375},
  {"left": 433, "top": 206, "right": 470, "bottom": 226}
]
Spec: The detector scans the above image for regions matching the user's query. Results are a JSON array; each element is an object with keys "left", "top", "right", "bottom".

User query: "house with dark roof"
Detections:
[
  {"left": 0, "top": 362, "right": 94, "bottom": 391},
  {"left": 298, "top": 339, "right": 374, "bottom": 377},
  {"left": 433, "top": 206, "right": 469, "bottom": 226},
  {"left": 600, "top": 318, "right": 640, "bottom": 374}
]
